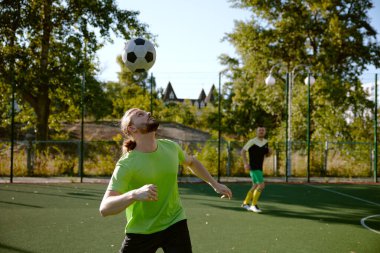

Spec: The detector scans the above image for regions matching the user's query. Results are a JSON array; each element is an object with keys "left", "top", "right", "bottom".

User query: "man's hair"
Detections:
[
  {"left": 120, "top": 108, "right": 139, "bottom": 137},
  {"left": 120, "top": 108, "right": 139, "bottom": 153}
]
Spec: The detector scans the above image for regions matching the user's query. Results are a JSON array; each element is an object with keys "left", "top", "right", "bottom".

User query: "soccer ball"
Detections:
[{"left": 122, "top": 38, "right": 156, "bottom": 73}]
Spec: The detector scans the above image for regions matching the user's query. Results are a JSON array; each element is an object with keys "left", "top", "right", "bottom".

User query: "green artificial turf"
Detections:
[{"left": 0, "top": 183, "right": 379, "bottom": 253}]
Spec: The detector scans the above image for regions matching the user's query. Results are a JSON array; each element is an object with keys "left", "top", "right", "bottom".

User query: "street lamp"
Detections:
[
  {"left": 265, "top": 64, "right": 290, "bottom": 181},
  {"left": 266, "top": 64, "right": 315, "bottom": 182},
  {"left": 304, "top": 72, "right": 315, "bottom": 182},
  {"left": 10, "top": 71, "right": 15, "bottom": 183},
  {"left": 217, "top": 71, "right": 222, "bottom": 183},
  {"left": 374, "top": 73, "right": 378, "bottom": 183},
  {"left": 150, "top": 72, "right": 154, "bottom": 114},
  {"left": 79, "top": 38, "right": 87, "bottom": 183},
  {"left": 217, "top": 69, "right": 228, "bottom": 183}
]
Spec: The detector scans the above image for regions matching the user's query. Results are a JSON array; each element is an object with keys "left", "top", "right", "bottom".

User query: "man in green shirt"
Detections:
[{"left": 99, "top": 108, "right": 232, "bottom": 253}]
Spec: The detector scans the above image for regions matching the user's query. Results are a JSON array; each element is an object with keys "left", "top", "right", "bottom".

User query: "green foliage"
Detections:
[
  {"left": 325, "top": 142, "right": 373, "bottom": 177},
  {"left": 0, "top": 82, "right": 11, "bottom": 128},
  {"left": 0, "top": 139, "right": 374, "bottom": 178},
  {"left": 85, "top": 141, "right": 121, "bottom": 176},
  {"left": 32, "top": 143, "right": 78, "bottom": 176},
  {"left": 223, "top": 0, "right": 380, "bottom": 142},
  {"left": 0, "top": 0, "right": 150, "bottom": 140},
  {"left": 105, "top": 81, "right": 160, "bottom": 119},
  {"left": 180, "top": 140, "right": 229, "bottom": 176}
]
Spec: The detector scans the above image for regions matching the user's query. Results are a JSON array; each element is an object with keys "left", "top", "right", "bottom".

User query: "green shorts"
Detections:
[{"left": 249, "top": 170, "right": 264, "bottom": 184}]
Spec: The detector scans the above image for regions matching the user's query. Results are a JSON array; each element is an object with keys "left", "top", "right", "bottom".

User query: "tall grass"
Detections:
[{"left": 0, "top": 140, "right": 375, "bottom": 178}]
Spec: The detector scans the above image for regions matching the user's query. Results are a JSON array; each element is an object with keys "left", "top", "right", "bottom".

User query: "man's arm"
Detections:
[
  {"left": 265, "top": 147, "right": 273, "bottom": 157},
  {"left": 240, "top": 149, "right": 250, "bottom": 171},
  {"left": 99, "top": 184, "right": 158, "bottom": 217},
  {"left": 182, "top": 154, "right": 232, "bottom": 199}
]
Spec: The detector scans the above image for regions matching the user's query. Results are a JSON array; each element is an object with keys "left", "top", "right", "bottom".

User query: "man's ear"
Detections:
[{"left": 128, "top": 125, "right": 137, "bottom": 133}]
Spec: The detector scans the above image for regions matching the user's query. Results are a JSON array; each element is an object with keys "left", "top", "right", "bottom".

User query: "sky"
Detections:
[{"left": 97, "top": 0, "right": 380, "bottom": 99}]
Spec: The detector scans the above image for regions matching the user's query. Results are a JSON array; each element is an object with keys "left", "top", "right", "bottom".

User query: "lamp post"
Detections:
[
  {"left": 304, "top": 73, "right": 315, "bottom": 182},
  {"left": 10, "top": 74, "right": 15, "bottom": 184},
  {"left": 266, "top": 64, "right": 315, "bottom": 182},
  {"left": 150, "top": 72, "right": 154, "bottom": 114},
  {"left": 266, "top": 64, "right": 290, "bottom": 182},
  {"left": 290, "top": 65, "right": 315, "bottom": 180},
  {"left": 218, "top": 71, "right": 222, "bottom": 183},
  {"left": 217, "top": 69, "right": 228, "bottom": 182},
  {"left": 79, "top": 39, "right": 87, "bottom": 183},
  {"left": 374, "top": 73, "right": 378, "bottom": 183}
]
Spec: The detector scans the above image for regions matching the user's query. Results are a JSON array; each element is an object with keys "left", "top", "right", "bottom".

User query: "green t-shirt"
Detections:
[{"left": 107, "top": 139, "right": 186, "bottom": 234}]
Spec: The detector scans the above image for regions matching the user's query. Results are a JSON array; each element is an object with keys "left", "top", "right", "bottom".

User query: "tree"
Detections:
[
  {"left": 106, "top": 81, "right": 153, "bottom": 118},
  {"left": 224, "top": 0, "right": 380, "bottom": 141},
  {"left": 0, "top": 0, "right": 150, "bottom": 140}
]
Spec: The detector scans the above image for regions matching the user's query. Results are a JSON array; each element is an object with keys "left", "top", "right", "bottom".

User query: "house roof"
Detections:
[
  {"left": 162, "top": 82, "right": 216, "bottom": 104},
  {"left": 205, "top": 85, "right": 216, "bottom": 103},
  {"left": 198, "top": 89, "right": 206, "bottom": 100},
  {"left": 162, "top": 82, "right": 178, "bottom": 101}
]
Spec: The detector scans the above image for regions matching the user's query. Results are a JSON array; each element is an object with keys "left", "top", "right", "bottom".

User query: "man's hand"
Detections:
[
  {"left": 212, "top": 183, "right": 232, "bottom": 199},
  {"left": 132, "top": 184, "right": 158, "bottom": 201},
  {"left": 244, "top": 163, "right": 250, "bottom": 172}
]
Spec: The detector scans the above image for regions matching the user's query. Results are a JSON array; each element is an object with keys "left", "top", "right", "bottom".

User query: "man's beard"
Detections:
[{"left": 139, "top": 120, "right": 160, "bottom": 134}]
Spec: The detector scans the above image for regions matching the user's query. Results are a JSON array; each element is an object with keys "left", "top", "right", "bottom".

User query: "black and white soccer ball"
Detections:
[{"left": 122, "top": 38, "right": 156, "bottom": 73}]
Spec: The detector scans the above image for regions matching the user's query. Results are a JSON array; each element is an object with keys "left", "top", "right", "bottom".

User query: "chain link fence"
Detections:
[{"left": 0, "top": 139, "right": 378, "bottom": 182}]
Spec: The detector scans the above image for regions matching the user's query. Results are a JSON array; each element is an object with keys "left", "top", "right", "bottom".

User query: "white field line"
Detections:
[
  {"left": 307, "top": 184, "right": 380, "bottom": 235},
  {"left": 307, "top": 184, "right": 380, "bottom": 207},
  {"left": 360, "top": 215, "right": 380, "bottom": 235}
]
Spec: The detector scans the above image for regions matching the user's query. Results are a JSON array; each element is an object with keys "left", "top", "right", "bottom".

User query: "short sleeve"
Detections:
[
  {"left": 243, "top": 139, "right": 255, "bottom": 151},
  {"left": 173, "top": 141, "right": 185, "bottom": 165},
  {"left": 107, "top": 161, "right": 132, "bottom": 193}
]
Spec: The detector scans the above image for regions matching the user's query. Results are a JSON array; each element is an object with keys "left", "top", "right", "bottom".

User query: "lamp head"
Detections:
[
  {"left": 304, "top": 75, "right": 315, "bottom": 86},
  {"left": 265, "top": 74, "right": 276, "bottom": 86}
]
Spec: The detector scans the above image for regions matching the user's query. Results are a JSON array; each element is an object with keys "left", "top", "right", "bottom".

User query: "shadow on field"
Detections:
[
  {"left": 0, "top": 200, "right": 43, "bottom": 208},
  {"left": 0, "top": 185, "right": 103, "bottom": 202},
  {"left": 0, "top": 242, "right": 35, "bottom": 253},
  {"left": 179, "top": 182, "right": 380, "bottom": 226}
]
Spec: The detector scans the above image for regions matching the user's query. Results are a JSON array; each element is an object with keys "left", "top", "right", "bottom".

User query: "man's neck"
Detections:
[{"left": 134, "top": 132, "right": 157, "bottom": 152}]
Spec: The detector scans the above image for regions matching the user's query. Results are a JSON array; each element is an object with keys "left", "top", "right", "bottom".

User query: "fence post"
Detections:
[
  {"left": 178, "top": 140, "right": 183, "bottom": 176},
  {"left": 323, "top": 141, "right": 329, "bottom": 175},
  {"left": 374, "top": 73, "right": 378, "bottom": 183},
  {"left": 273, "top": 142, "right": 278, "bottom": 176},
  {"left": 26, "top": 133, "right": 34, "bottom": 176},
  {"left": 226, "top": 141, "right": 231, "bottom": 177},
  {"left": 370, "top": 148, "right": 373, "bottom": 175},
  {"left": 77, "top": 141, "right": 81, "bottom": 177}
]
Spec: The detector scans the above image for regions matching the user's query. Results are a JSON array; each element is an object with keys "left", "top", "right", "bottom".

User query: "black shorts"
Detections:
[{"left": 119, "top": 219, "right": 192, "bottom": 253}]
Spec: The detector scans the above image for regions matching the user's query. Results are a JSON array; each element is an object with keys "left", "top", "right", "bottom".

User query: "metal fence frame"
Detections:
[{"left": 1, "top": 139, "right": 378, "bottom": 183}]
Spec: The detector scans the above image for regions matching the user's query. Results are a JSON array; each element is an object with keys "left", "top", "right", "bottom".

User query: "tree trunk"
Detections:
[
  {"left": 20, "top": 0, "right": 53, "bottom": 141},
  {"left": 35, "top": 89, "right": 50, "bottom": 141},
  {"left": 34, "top": 0, "right": 52, "bottom": 141}
]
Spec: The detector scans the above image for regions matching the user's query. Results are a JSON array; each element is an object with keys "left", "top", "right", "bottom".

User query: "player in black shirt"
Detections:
[{"left": 241, "top": 126, "right": 271, "bottom": 213}]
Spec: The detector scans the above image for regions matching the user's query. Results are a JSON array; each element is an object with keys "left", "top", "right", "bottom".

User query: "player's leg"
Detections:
[
  {"left": 243, "top": 184, "right": 256, "bottom": 204},
  {"left": 252, "top": 182, "right": 264, "bottom": 205},
  {"left": 250, "top": 171, "right": 265, "bottom": 213},
  {"left": 161, "top": 219, "right": 192, "bottom": 253},
  {"left": 119, "top": 232, "right": 161, "bottom": 253},
  {"left": 242, "top": 171, "right": 257, "bottom": 210}
]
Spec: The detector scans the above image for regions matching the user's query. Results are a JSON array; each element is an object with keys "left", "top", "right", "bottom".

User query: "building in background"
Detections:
[{"left": 162, "top": 82, "right": 216, "bottom": 109}]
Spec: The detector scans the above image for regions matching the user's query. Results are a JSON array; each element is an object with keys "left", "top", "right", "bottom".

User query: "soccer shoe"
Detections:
[
  {"left": 241, "top": 204, "right": 251, "bottom": 211},
  {"left": 249, "top": 205, "right": 262, "bottom": 213}
]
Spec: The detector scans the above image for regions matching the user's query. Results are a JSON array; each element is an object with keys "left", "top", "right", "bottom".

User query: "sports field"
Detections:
[{"left": 0, "top": 182, "right": 379, "bottom": 253}]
